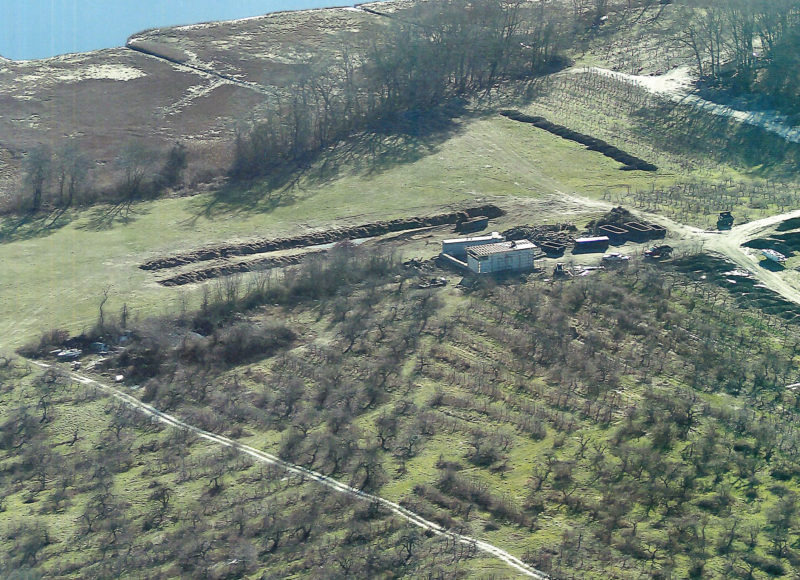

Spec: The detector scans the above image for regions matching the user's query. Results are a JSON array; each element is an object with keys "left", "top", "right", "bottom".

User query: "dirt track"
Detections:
[
  {"left": 534, "top": 192, "right": 800, "bottom": 310},
  {"left": 702, "top": 210, "right": 800, "bottom": 307},
  {"left": 627, "top": 205, "right": 800, "bottom": 309},
  {"left": 583, "top": 66, "right": 800, "bottom": 144},
  {"left": 30, "top": 361, "right": 547, "bottom": 579}
]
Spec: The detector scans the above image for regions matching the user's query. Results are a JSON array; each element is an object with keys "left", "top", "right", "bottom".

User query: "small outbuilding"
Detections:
[
  {"left": 573, "top": 236, "right": 610, "bottom": 253},
  {"left": 466, "top": 240, "right": 537, "bottom": 274},
  {"left": 442, "top": 231, "right": 505, "bottom": 259},
  {"left": 456, "top": 216, "right": 490, "bottom": 233}
]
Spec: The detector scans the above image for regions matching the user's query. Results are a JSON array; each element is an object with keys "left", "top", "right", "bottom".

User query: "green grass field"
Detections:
[
  {"left": 0, "top": 111, "right": 679, "bottom": 352},
  {"left": 28, "top": 246, "right": 796, "bottom": 579}
]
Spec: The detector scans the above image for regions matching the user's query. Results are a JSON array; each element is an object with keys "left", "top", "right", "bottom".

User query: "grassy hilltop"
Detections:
[{"left": 3, "top": 0, "right": 800, "bottom": 578}]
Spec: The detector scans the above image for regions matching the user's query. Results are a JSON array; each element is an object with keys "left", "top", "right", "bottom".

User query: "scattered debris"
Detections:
[
  {"left": 761, "top": 248, "right": 787, "bottom": 263},
  {"left": 577, "top": 265, "right": 605, "bottom": 276},
  {"left": 721, "top": 268, "right": 751, "bottom": 278},
  {"left": 503, "top": 223, "right": 576, "bottom": 244},
  {"left": 403, "top": 258, "right": 427, "bottom": 269},
  {"left": 553, "top": 263, "right": 572, "bottom": 278},
  {"left": 602, "top": 252, "right": 631, "bottom": 263},
  {"left": 89, "top": 342, "right": 109, "bottom": 354},
  {"left": 418, "top": 277, "right": 448, "bottom": 289},
  {"left": 644, "top": 245, "right": 673, "bottom": 260},
  {"left": 56, "top": 349, "right": 82, "bottom": 361}
]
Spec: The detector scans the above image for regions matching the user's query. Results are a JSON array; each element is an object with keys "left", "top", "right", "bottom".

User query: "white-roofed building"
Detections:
[
  {"left": 466, "top": 240, "right": 537, "bottom": 274},
  {"left": 441, "top": 232, "right": 505, "bottom": 259}
]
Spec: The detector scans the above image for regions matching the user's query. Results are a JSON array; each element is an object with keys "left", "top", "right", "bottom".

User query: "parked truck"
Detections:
[{"left": 717, "top": 211, "right": 734, "bottom": 229}]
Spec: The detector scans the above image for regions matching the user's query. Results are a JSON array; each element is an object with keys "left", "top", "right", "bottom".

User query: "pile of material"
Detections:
[
  {"left": 502, "top": 223, "right": 576, "bottom": 245},
  {"left": 585, "top": 206, "right": 636, "bottom": 233}
]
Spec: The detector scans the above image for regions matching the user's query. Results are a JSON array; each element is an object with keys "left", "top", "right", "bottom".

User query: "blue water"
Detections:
[{"left": 0, "top": 0, "right": 372, "bottom": 60}]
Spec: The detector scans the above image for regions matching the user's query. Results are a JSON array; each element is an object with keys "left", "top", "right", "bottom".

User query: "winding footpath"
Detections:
[{"left": 29, "top": 360, "right": 548, "bottom": 579}]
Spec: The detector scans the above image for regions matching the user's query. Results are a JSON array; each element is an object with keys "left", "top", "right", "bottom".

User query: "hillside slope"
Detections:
[{"left": 0, "top": 4, "right": 392, "bottom": 197}]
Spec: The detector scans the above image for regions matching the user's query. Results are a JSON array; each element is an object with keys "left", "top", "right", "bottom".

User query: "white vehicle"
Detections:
[
  {"left": 601, "top": 252, "right": 631, "bottom": 263},
  {"left": 761, "top": 249, "right": 787, "bottom": 263}
]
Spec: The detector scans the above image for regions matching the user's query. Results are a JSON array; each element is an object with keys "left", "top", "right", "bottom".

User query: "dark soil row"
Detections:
[
  {"left": 500, "top": 110, "right": 658, "bottom": 171},
  {"left": 140, "top": 204, "right": 504, "bottom": 271},
  {"left": 158, "top": 252, "right": 326, "bottom": 287}
]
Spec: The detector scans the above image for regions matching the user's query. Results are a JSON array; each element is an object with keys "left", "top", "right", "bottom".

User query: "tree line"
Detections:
[
  {"left": 7, "top": 0, "right": 681, "bottom": 213},
  {"left": 5, "top": 139, "right": 188, "bottom": 215},
  {"left": 678, "top": 0, "right": 800, "bottom": 109},
  {"left": 229, "top": 0, "right": 574, "bottom": 180}
]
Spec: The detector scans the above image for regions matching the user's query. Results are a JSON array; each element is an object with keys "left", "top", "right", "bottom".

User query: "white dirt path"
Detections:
[
  {"left": 571, "top": 66, "right": 800, "bottom": 143},
  {"left": 702, "top": 210, "right": 800, "bottom": 306},
  {"left": 29, "top": 361, "right": 547, "bottom": 579},
  {"left": 548, "top": 193, "right": 800, "bottom": 307}
]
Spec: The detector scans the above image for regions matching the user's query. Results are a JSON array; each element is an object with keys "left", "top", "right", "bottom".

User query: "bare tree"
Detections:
[
  {"left": 115, "top": 140, "right": 158, "bottom": 199},
  {"left": 23, "top": 144, "right": 52, "bottom": 213},
  {"left": 54, "top": 140, "right": 90, "bottom": 208}
]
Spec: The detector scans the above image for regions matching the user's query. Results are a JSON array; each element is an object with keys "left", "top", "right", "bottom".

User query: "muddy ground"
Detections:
[{"left": 672, "top": 253, "right": 800, "bottom": 322}]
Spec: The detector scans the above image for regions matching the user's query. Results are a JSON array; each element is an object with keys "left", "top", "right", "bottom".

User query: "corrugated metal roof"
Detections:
[
  {"left": 574, "top": 236, "right": 610, "bottom": 243},
  {"left": 442, "top": 232, "right": 504, "bottom": 244},
  {"left": 467, "top": 240, "right": 537, "bottom": 256}
]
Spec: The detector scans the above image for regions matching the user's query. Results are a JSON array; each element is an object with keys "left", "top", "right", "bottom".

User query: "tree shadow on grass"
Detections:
[
  {"left": 630, "top": 99, "right": 800, "bottom": 177},
  {"left": 0, "top": 208, "right": 75, "bottom": 244},
  {"left": 759, "top": 258, "right": 786, "bottom": 272},
  {"left": 193, "top": 102, "right": 475, "bottom": 222},
  {"left": 189, "top": 168, "right": 303, "bottom": 225},
  {"left": 78, "top": 199, "right": 150, "bottom": 232}
]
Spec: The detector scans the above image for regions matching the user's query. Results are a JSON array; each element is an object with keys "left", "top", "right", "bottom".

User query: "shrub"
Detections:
[
  {"left": 212, "top": 322, "right": 295, "bottom": 365},
  {"left": 17, "top": 328, "right": 70, "bottom": 358}
]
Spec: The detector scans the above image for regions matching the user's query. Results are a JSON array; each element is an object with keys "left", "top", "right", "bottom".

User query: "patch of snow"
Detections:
[
  {"left": 161, "top": 78, "right": 230, "bottom": 117},
  {"left": 59, "top": 64, "right": 146, "bottom": 82},
  {"left": 722, "top": 269, "right": 751, "bottom": 278},
  {"left": 586, "top": 65, "right": 695, "bottom": 96},
  {"left": 13, "top": 64, "right": 145, "bottom": 86}
]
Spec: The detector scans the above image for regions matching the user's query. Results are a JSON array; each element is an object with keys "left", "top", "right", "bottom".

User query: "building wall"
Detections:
[
  {"left": 467, "top": 248, "right": 535, "bottom": 274},
  {"left": 442, "top": 233, "right": 504, "bottom": 259}
]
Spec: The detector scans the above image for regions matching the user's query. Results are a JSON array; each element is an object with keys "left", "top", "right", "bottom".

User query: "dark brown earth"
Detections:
[
  {"left": 142, "top": 204, "right": 503, "bottom": 278},
  {"left": 501, "top": 223, "right": 577, "bottom": 246},
  {"left": 0, "top": 3, "right": 398, "bottom": 198},
  {"left": 158, "top": 251, "right": 327, "bottom": 286},
  {"left": 500, "top": 110, "right": 658, "bottom": 171}
]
